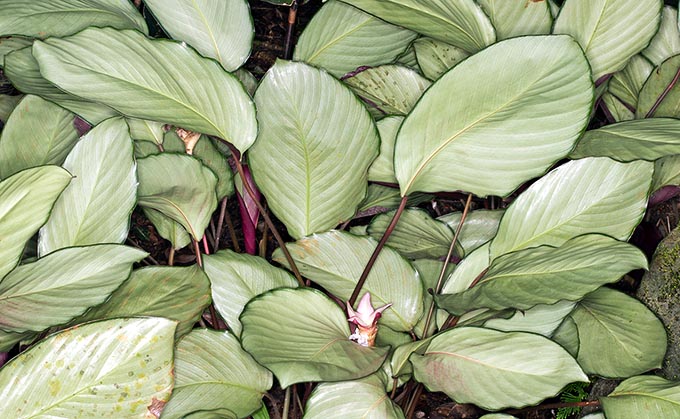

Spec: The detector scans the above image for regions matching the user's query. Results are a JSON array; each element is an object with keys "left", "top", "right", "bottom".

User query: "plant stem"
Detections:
[
  {"left": 645, "top": 66, "right": 680, "bottom": 118},
  {"left": 441, "top": 267, "right": 489, "bottom": 331},
  {"left": 349, "top": 195, "right": 408, "bottom": 306},
  {"left": 192, "top": 238, "right": 203, "bottom": 267},
  {"left": 168, "top": 247, "right": 175, "bottom": 266},
  {"left": 283, "top": 0, "right": 298, "bottom": 60},
  {"left": 282, "top": 387, "right": 291, "bottom": 419},
  {"left": 214, "top": 197, "right": 228, "bottom": 251},
  {"left": 224, "top": 203, "right": 241, "bottom": 253},
  {"left": 404, "top": 383, "right": 423, "bottom": 419}
]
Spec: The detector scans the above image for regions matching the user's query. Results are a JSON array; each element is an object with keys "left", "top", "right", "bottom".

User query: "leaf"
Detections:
[
  {"left": 74, "top": 265, "right": 211, "bottom": 339},
  {"left": 437, "top": 235, "right": 646, "bottom": 315},
  {"left": 343, "top": 65, "right": 431, "bottom": 117},
  {"left": 642, "top": 6, "right": 680, "bottom": 66},
  {"left": 601, "top": 375, "right": 680, "bottom": 418},
  {"left": 0, "top": 94, "right": 78, "bottom": 179},
  {"left": 0, "top": 93, "right": 23, "bottom": 122},
  {"left": 412, "top": 259, "right": 454, "bottom": 338},
  {"left": 490, "top": 158, "right": 653, "bottom": 260},
  {"left": 553, "top": 0, "right": 662, "bottom": 80},
  {"left": 551, "top": 316, "right": 580, "bottom": 357},
  {"left": 0, "top": 0, "right": 147, "bottom": 38},
  {"left": 161, "top": 329, "right": 272, "bottom": 419},
  {"left": 395, "top": 36, "right": 593, "bottom": 197},
  {"left": 274, "top": 230, "right": 423, "bottom": 332},
  {"left": 203, "top": 249, "right": 298, "bottom": 336},
  {"left": 0, "top": 35, "right": 32, "bottom": 62},
  {"left": 477, "top": 0, "right": 552, "bottom": 40},
  {"left": 570, "top": 118, "right": 680, "bottom": 161},
  {"left": 38, "top": 117, "right": 136, "bottom": 254},
  {"left": 293, "top": 0, "right": 417, "bottom": 78},
  {"left": 0, "top": 317, "right": 175, "bottom": 418},
  {"left": 412, "top": 38, "right": 469, "bottom": 81},
  {"left": 32, "top": 27, "right": 257, "bottom": 152},
  {"left": 240, "top": 288, "right": 389, "bottom": 388},
  {"left": 248, "top": 60, "right": 378, "bottom": 239},
  {"left": 338, "top": 0, "right": 496, "bottom": 53},
  {"left": 0, "top": 165, "right": 71, "bottom": 279},
  {"left": 637, "top": 54, "right": 680, "bottom": 118},
  {"left": 368, "top": 116, "right": 403, "bottom": 184},
  {"left": 0, "top": 328, "right": 35, "bottom": 352},
  {"left": 137, "top": 153, "right": 218, "bottom": 241},
  {"left": 601, "top": 92, "right": 635, "bottom": 122},
  {"left": 410, "top": 327, "right": 587, "bottom": 410},
  {"left": 303, "top": 374, "right": 405, "bottom": 419},
  {"left": 570, "top": 287, "right": 667, "bottom": 378},
  {"left": 144, "top": 0, "right": 252, "bottom": 71},
  {"left": 607, "top": 54, "right": 654, "bottom": 110},
  {"left": 483, "top": 300, "right": 577, "bottom": 337},
  {"left": 127, "top": 118, "right": 165, "bottom": 145},
  {"left": 438, "top": 209, "right": 504, "bottom": 255},
  {"left": 143, "top": 207, "right": 192, "bottom": 250},
  {"left": 0, "top": 244, "right": 146, "bottom": 332},
  {"left": 653, "top": 155, "right": 680, "bottom": 191}
]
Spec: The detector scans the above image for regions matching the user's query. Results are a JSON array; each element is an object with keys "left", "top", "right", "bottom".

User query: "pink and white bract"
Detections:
[{"left": 346, "top": 292, "right": 392, "bottom": 347}]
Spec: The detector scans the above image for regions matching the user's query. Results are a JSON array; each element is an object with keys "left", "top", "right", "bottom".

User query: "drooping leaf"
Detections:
[
  {"left": 395, "top": 36, "right": 593, "bottom": 197},
  {"left": 240, "top": 288, "right": 389, "bottom": 388},
  {"left": 338, "top": 0, "right": 496, "bottom": 53},
  {"left": 601, "top": 375, "right": 680, "bottom": 418},
  {"left": 32, "top": 27, "right": 257, "bottom": 152},
  {"left": 483, "top": 300, "right": 577, "bottom": 337},
  {"left": 161, "top": 329, "right": 272, "bottom": 419},
  {"left": 0, "top": 244, "right": 146, "bottom": 332},
  {"left": 0, "top": 94, "right": 78, "bottom": 179},
  {"left": 74, "top": 265, "right": 211, "bottom": 339},
  {"left": 0, "top": 317, "right": 175, "bottom": 418},
  {"left": 437, "top": 235, "right": 646, "bottom": 315},
  {"left": 0, "top": 0, "right": 148, "bottom": 38},
  {"left": 0, "top": 165, "right": 71, "bottom": 279},
  {"left": 551, "top": 316, "right": 580, "bottom": 357},
  {"left": 553, "top": 0, "right": 662, "bottom": 80},
  {"left": 368, "top": 116, "right": 403, "bottom": 184},
  {"left": 248, "top": 60, "right": 378, "bottom": 239},
  {"left": 642, "top": 6, "right": 680, "bottom": 66},
  {"left": 438, "top": 209, "right": 504, "bottom": 255},
  {"left": 38, "top": 117, "right": 136, "bottom": 254},
  {"left": 274, "top": 230, "right": 423, "bottom": 332},
  {"left": 293, "top": 0, "right": 417, "bottom": 78},
  {"left": 410, "top": 327, "right": 587, "bottom": 410},
  {"left": 144, "top": 0, "right": 252, "bottom": 71},
  {"left": 304, "top": 374, "right": 405, "bottom": 419},
  {"left": 490, "top": 158, "right": 653, "bottom": 260},
  {"left": 203, "top": 249, "right": 298, "bottom": 336},
  {"left": 412, "top": 38, "right": 469, "bottom": 81},
  {"left": 637, "top": 54, "right": 680, "bottom": 118},
  {"left": 653, "top": 155, "right": 680, "bottom": 191},
  {"left": 137, "top": 153, "right": 218, "bottom": 241},
  {"left": 143, "top": 207, "right": 192, "bottom": 250},
  {"left": 607, "top": 54, "right": 654, "bottom": 111},
  {"left": 570, "top": 287, "right": 667, "bottom": 378},
  {"left": 477, "top": 0, "right": 552, "bottom": 39}
]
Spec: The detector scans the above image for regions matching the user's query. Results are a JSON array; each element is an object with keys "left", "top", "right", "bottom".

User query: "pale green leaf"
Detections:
[
  {"left": 477, "top": 0, "right": 552, "bottom": 39},
  {"left": 38, "top": 117, "right": 136, "bottom": 254},
  {"left": 248, "top": 60, "right": 378, "bottom": 239},
  {"left": 483, "top": 300, "right": 577, "bottom": 337},
  {"left": 490, "top": 158, "right": 652, "bottom": 260},
  {"left": 293, "top": 0, "right": 417, "bottom": 78},
  {"left": 410, "top": 327, "right": 587, "bottom": 410},
  {"left": 0, "top": 329, "right": 35, "bottom": 352},
  {"left": 551, "top": 316, "right": 580, "bottom": 357},
  {"left": 0, "top": 93, "right": 22, "bottom": 122},
  {"left": 601, "top": 375, "right": 680, "bottom": 418},
  {"left": 394, "top": 44, "right": 419, "bottom": 72},
  {"left": 32, "top": 27, "right": 257, "bottom": 152},
  {"left": 0, "top": 318, "right": 175, "bottom": 418},
  {"left": 479, "top": 415, "right": 518, "bottom": 419},
  {"left": 389, "top": 337, "right": 432, "bottom": 379},
  {"left": 143, "top": 207, "right": 192, "bottom": 250},
  {"left": 0, "top": 94, "right": 78, "bottom": 179},
  {"left": 368, "top": 116, "right": 402, "bottom": 184},
  {"left": 637, "top": 54, "right": 680, "bottom": 118},
  {"left": 162, "top": 329, "right": 272, "bottom": 419},
  {"left": 357, "top": 184, "right": 432, "bottom": 216},
  {"left": 553, "top": 0, "right": 662, "bottom": 80},
  {"left": 126, "top": 118, "right": 165, "bottom": 145},
  {"left": 0, "top": 166, "right": 71, "bottom": 279},
  {"left": 240, "top": 288, "right": 390, "bottom": 388},
  {"left": 0, "top": 35, "right": 32, "bottom": 62},
  {"left": 233, "top": 68, "right": 257, "bottom": 96},
  {"left": 601, "top": 92, "right": 635, "bottom": 122},
  {"left": 413, "top": 38, "right": 469, "bottom": 81},
  {"left": 274, "top": 230, "right": 423, "bottom": 332},
  {"left": 395, "top": 36, "right": 593, "bottom": 197},
  {"left": 608, "top": 54, "right": 654, "bottom": 111},
  {"left": 653, "top": 155, "right": 680, "bottom": 190},
  {"left": 203, "top": 249, "right": 298, "bottom": 336},
  {"left": 571, "top": 287, "right": 667, "bottom": 377},
  {"left": 642, "top": 6, "right": 680, "bottom": 66},
  {"left": 438, "top": 209, "right": 504, "bottom": 255},
  {"left": 0, "top": 244, "right": 146, "bottom": 332}
]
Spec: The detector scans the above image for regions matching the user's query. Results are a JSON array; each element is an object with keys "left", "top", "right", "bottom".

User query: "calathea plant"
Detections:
[{"left": 1, "top": 0, "right": 680, "bottom": 418}]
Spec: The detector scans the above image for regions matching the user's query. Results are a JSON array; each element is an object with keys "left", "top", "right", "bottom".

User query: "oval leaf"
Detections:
[
  {"left": 477, "top": 0, "right": 552, "bottom": 39},
  {"left": 642, "top": 6, "right": 680, "bottom": 66},
  {"left": 637, "top": 54, "right": 680, "bottom": 118},
  {"left": 412, "top": 38, "right": 469, "bottom": 81},
  {"left": 608, "top": 54, "right": 654, "bottom": 112},
  {"left": 483, "top": 300, "right": 577, "bottom": 337},
  {"left": 602, "top": 376, "right": 680, "bottom": 418}
]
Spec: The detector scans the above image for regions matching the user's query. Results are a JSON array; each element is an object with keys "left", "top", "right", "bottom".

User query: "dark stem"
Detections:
[
  {"left": 507, "top": 399, "right": 600, "bottom": 415},
  {"left": 213, "top": 197, "right": 228, "bottom": 251},
  {"left": 192, "top": 238, "right": 203, "bottom": 267},
  {"left": 404, "top": 383, "right": 423, "bottom": 419},
  {"left": 645, "top": 65, "right": 680, "bottom": 118},
  {"left": 224, "top": 203, "right": 241, "bottom": 253},
  {"left": 349, "top": 195, "right": 408, "bottom": 306},
  {"left": 283, "top": 0, "right": 299, "bottom": 60}
]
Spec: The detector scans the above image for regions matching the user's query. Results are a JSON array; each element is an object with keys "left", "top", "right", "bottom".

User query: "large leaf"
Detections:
[
  {"left": 304, "top": 374, "right": 405, "bottom": 419},
  {"left": 0, "top": 317, "right": 175, "bottom": 418},
  {"left": 274, "top": 230, "right": 423, "bottom": 332},
  {"left": 436, "top": 235, "right": 647, "bottom": 315},
  {"left": 144, "top": 0, "right": 252, "bottom": 71},
  {"left": 637, "top": 54, "right": 680, "bottom": 118},
  {"left": 394, "top": 36, "right": 593, "bottom": 197},
  {"left": 293, "top": 0, "right": 417, "bottom": 78},
  {"left": 0, "top": 166, "right": 71, "bottom": 279},
  {"left": 137, "top": 153, "right": 218, "bottom": 241},
  {"left": 240, "top": 288, "right": 390, "bottom": 388},
  {"left": 0, "top": 244, "right": 146, "bottom": 332},
  {"left": 570, "top": 287, "right": 667, "bottom": 378},
  {"left": 38, "top": 117, "right": 136, "bottom": 254},
  {"left": 74, "top": 265, "right": 211, "bottom": 339},
  {"left": 203, "top": 249, "right": 298, "bottom": 336},
  {"left": 32, "top": 27, "right": 257, "bottom": 152},
  {"left": 338, "top": 0, "right": 496, "bottom": 53},
  {"left": 483, "top": 300, "right": 577, "bottom": 337},
  {"left": 0, "top": 0, "right": 147, "bottom": 38},
  {"left": 412, "top": 38, "right": 469, "bottom": 81},
  {"left": 553, "top": 0, "right": 662, "bottom": 80},
  {"left": 601, "top": 376, "right": 680, "bottom": 418},
  {"left": 490, "top": 158, "right": 653, "bottom": 260},
  {"left": 477, "top": 0, "right": 552, "bottom": 39},
  {"left": 410, "top": 327, "right": 587, "bottom": 410},
  {"left": 161, "top": 329, "right": 272, "bottom": 419},
  {"left": 570, "top": 118, "right": 680, "bottom": 161},
  {"left": 0, "top": 94, "right": 78, "bottom": 179},
  {"left": 642, "top": 6, "right": 680, "bottom": 66},
  {"left": 248, "top": 60, "right": 378, "bottom": 239}
]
